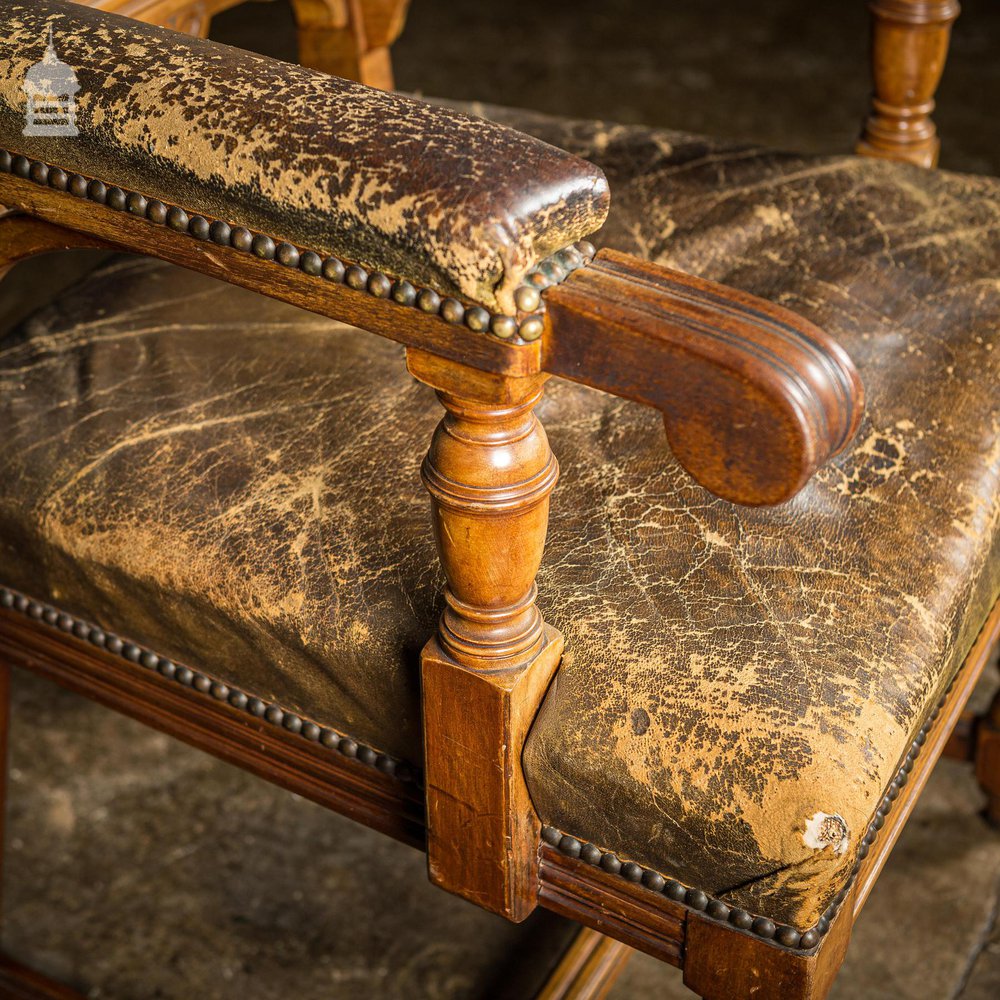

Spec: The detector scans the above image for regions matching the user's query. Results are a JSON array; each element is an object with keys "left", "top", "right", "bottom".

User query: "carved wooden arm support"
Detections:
[{"left": 545, "top": 250, "right": 863, "bottom": 505}]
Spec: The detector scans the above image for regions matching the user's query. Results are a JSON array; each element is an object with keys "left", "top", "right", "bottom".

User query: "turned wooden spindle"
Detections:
[
  {"left": 408, "top": 349, "right": 563, "bottom": 922},
  {"left": 856, "top": 0, "right": 961, "bottom": 168}
]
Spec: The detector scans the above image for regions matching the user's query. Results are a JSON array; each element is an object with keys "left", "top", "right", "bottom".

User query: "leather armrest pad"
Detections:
[{"left": 0, "top": 0, "right": 610, "bottom": 312}]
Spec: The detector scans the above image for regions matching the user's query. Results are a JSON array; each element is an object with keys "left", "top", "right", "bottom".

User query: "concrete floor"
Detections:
[{"left": 3, "top": 0, "right": 1000, "bottom": 997}]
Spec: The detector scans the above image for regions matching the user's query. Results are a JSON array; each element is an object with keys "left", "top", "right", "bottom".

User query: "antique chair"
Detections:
[{"left": 0, "top": 0, "right": 997, "bottom": 997}]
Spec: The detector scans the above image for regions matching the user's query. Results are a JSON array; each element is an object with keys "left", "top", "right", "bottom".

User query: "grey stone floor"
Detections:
[{"left": 3, "top": 0, "right": 1000, "bottom": 997}]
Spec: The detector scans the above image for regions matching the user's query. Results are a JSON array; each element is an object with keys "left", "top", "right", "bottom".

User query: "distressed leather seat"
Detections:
[{"left": 1, "top": 110, "right": 997, "bottom": 940}]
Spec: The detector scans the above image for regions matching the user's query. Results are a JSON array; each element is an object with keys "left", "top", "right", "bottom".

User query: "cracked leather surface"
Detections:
[
  {"left": 0, "top": 1, "right": 608, "bottom": 313},
  {"left": 0, "top": 108, "right": 997, "bottom": 930}
]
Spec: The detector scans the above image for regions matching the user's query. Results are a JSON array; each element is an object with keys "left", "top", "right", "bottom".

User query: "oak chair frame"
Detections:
[{"left": 0, "top": 1, "right": 995, "bottom": 999}]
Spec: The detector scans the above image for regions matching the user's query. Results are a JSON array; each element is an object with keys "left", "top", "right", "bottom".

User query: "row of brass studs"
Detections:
[
  {"left": 0, "top": 148, "right": 595, "bottom": 345},
  {"left": 0, "top": 585, "right": 419, "bottom": 785},
  {"left": 543, "top": 671, "right": 950, "bottom": 952}
]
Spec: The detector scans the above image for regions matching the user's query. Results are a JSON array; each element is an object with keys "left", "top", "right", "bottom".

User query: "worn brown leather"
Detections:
[
  {"left": 0, "top": 1, "right": 609, "bottom": 313},
  {"left": 0, "top": 110, "right": 997, "bottom": 931}
]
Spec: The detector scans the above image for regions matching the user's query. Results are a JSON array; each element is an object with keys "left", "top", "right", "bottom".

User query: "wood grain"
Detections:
[
  {"left": 856, "top": 0, "right": 961, "bottom": 168},
  {"left": 413, "top": 355, "right": 564, "bottom": 920},
  {"left": 544, "top": 249, "right": 864, "bottom": 505}
]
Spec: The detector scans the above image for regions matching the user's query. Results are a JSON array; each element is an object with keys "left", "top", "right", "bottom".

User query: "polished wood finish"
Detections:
[
  {"left": 74, "top": 0, "right": 248, "bottom": 37},
  {"left": 411, "top": 350, "right": 563, "bottom": 921},
  {"left": 538, "top": 846, "right": 686, "bottom": 968},
  {"left": 856, "top": 0, "right": 961, "bottom": 167},
  {"left": 535, "top": 927, "right": 633, "bottom": 1000},
  {"left": 0, "top": 177, "right": 541, "bottom": 378},
  {"left": 545, "top": 249, "right": 864, "bottom": 505},
  {"left": 74, "top": 0, "right": 408, "bottom": 85},
  {"left": 683, "top": 891, "right": 854, "bottom": 1000},
  {"left": 289, "top": 0, "right": 410, "bottom": 86}
]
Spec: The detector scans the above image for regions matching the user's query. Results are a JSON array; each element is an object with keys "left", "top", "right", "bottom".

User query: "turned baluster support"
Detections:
[
  {"left": 856, "top": 0, "right": 961, "bottom": 168},
  {"left": 408, "top": 349, "right": 563, "bottom": 922}
]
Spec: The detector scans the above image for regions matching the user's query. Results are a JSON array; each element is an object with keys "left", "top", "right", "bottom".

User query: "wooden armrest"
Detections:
[{"left": 544, "top": 250, "right": 864, "bottom": 505}]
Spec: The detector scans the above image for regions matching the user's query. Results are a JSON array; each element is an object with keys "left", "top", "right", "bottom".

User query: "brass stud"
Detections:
[
  {"left": 417, "top": 288, "right": 441, "bottom": 313},
  {"left": 345, "top": 265, "right": 368, "bottom": 290},
  {"left": 252, "top": 234, "right": 276, "bottom": 259},
  {"left": 799, "top": 929, "right": 821, "bottom": 949},
  {"left": 230, "top": 227, "right": 253, "bottom": 252},
  {"left": 127, "top": 192, "right": 147, "bottom": 217},
  {"left": 209, "top": 220, "right": 232, "bottom": 246},
  {"left": 600, "top": 853, "right": 622, "bottom": 875},
  {"left": 776, "top": 926, "right": 802, "bottom": 948},
  {"left": 276, "top": 242, "right": 300, "bottom": 267},
  {"left": 29, "top": 161, "right": 49, "bottom": 185},
  {"left": 69, "top": 174, "right": 88, "bottom": 198},
  {"left": 189, "top": 216, "right": 210, "bottom": 241},
  {"left": 322, "top": 257, "right": 345, "bottom": 282},
  {"left": 440, "top": 298, "right": 465, "bottom": 324},
  {"left": 752, "top": 917, "right": 777, "bottom": 939},
  {"left": 146, "top": 201, "right": 167, "bottom": 226},
  {"left": 464, "top": 306, "right": 490, "bottom": 331},
  {"left": 107, "top": 187, "right": 128, "bottom": 212},
  {"left": 12, "top": 155, "right": 30, "bottom": 178},
  {"left": 559, "top": 835, "right": 583, "bottom": 858},
  {"left": 519, "top": 316, "right": 544, "bottom": 342},
  {"left": 48, "top": 167, "right": 68, "bottom": 191},
  {"left": 167, "top": 206, "right": 189, "bottom": 232},
  {"left": 368, "top": 273, "right": 392, "bottom": 298},
  {"left": 391, "top": 280, "right": 416, "bottom": 306},
  {"left": 490, "top": 315, "right": 518, "bottom": 339},
  {"left": 0, "top": 151, "right": 10, "bottom": 172},
  {"left": 299, "top": 250, "right": 323, "bottom": 276},
  {"left": 514, "top": 285, "right": 541, "bottom": 313}
]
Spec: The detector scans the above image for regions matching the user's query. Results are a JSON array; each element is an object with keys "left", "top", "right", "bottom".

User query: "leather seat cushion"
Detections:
[{"left": 1, "top": 109, "right": 997, "bottom": 932}]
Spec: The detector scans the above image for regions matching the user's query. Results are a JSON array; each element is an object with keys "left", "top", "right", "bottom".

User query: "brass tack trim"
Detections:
[
  {"left": 543, "top": 666, "right": 954, "bottom": 953},
  {"left": 0, "top": 147, "right": 596, "bottom": 346},
  {"left": 0, "top": 584, "right": 421, "bottom": 787}
]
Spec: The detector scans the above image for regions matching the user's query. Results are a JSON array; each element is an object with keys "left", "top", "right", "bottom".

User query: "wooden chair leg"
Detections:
[
  {"left": 975, "top": 647, "right": 1000, "bottom": 826},
  {"left": 682, "top": 890, "right": 855, "bottom": 1000},
  {"left": 289, "top": 0, "right": 410, "bottom": 87},
  {"left": 855, "top": 0, "right": 961, "bottom": 168},
  {"left": 408, "top": 349, "right": 562, "bottom": 923},
  {"left": 535, "top": 927, "right": 633, "bottom": 1000}
]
